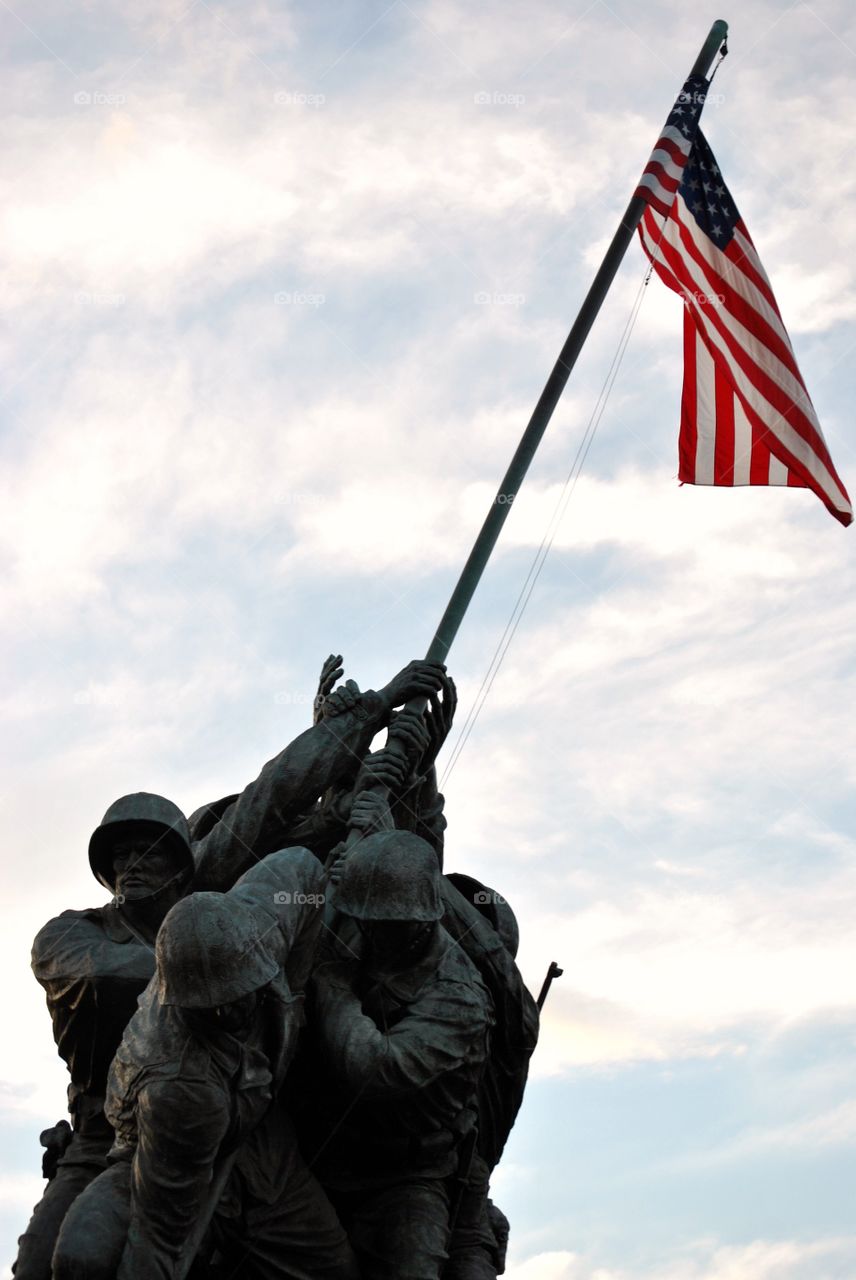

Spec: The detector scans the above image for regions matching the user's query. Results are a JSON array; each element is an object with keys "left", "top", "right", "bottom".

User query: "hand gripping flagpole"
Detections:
[
  {"left": 342, "top": 21, "right": 728, "bottom": 845},
  {"left": 423, "top": 19, "right": 728, "bottom": 668}
]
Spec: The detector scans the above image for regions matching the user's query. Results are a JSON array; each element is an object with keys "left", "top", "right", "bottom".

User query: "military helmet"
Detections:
[
  {"left": 334, "top": 830, "right": 443, "bottom": 922},
  {"left": 88, "top": 792, "right": 193, "bottom": 891},
  {"left": 446, "top": 872, "right": 520, "bottom": 958},
  {"left": 156, "top": 893, "right": 279, "bottom": 1008}
]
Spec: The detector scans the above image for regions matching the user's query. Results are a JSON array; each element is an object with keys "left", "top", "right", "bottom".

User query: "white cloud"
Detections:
[{"left": 505, "top": 1237, "right": 856, "bottom": 1280}]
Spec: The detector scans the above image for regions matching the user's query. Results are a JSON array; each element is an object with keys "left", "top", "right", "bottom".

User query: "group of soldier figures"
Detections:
[{"left": 14, "top": 655, "right": 540, "bottom": 1280}]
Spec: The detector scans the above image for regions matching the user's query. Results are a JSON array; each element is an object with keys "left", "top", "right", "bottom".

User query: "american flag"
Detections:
[{"left": 634, "top": 82, "right": 852, "bottom": 527}]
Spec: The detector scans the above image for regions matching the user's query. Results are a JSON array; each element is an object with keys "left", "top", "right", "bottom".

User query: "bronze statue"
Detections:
[
  {"left": 301, "top": 826, "right": 495, "bottom": 1279},
  {"left": 14, "top": 658, "right": 448, "bottom": 1279},
  {"left": 53, "top": 848, "right": 358, "bottom": 1280}
]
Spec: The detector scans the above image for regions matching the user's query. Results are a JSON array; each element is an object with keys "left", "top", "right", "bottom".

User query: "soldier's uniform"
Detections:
[
  {"left": 14, "top": 691, "right": 389, "bottom": 1280},
  {"left": 53, "top": 848, "right": 357, "bottom": 1280},
  {"left": 303, "top": 831, "right": 494, "bottom": 1280}
]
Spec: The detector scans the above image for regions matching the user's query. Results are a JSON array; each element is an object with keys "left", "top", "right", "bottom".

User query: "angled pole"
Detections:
[
  {"left": 424, "top": 19, "right": 728, "bottom": 666},
  {"left": 339, "top": 22, "right": 729, "bottom": 848}
]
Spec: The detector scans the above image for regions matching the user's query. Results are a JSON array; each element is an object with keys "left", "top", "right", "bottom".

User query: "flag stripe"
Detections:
[
  {"left": 652, "top": 209, "right": 829, "bottom": 463},
  {"left": 713, "top": 358, "right": 734, "bottom": 484},
  {"left": 640, "top": 207, "right": 848, "bottom": 512},
  {"left": 733, "top": 395, "right": 753, "bottom": 486},
  {"left": 636, "top": 117, "right": 850, "bottom": 524},
  {"left": 679, "top": 316, "right": 698, "bottom": 482}
]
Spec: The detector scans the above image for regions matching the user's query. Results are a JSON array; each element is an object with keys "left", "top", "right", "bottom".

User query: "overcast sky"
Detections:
[{"left": 2, "top": 1, "right": 856, "bottom": 1276}]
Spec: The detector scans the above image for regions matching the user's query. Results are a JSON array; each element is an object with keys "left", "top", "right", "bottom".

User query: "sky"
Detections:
[{"left": 1, "top": 0, "right": 856, "bottom": 1276}]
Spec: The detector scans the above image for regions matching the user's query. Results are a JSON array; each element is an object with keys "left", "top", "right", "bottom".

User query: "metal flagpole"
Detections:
[
  {"left": 423, "top": 18, "right": 728, "bottom": 667},
  {"left": 338, "top": 20, "right": 729, "bottom": 846}
]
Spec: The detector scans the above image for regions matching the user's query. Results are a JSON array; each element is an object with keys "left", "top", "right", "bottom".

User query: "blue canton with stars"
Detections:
[{"left": 679, "top": 128, "right": 740, "bottom": 248}]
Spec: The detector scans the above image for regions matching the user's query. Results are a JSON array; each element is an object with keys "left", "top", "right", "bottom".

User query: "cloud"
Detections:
[{"left": 504, "top": 1237, "right": 856, "bottom": 1280}]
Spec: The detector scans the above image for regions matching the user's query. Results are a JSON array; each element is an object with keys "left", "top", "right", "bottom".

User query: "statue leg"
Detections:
[
  {"left": 339, "top": 1178, "right": 451, "bottom": 1280},
  {"left": 14, "top": 1134, "right": 110, "bottom": 1280},
  {"left": 52, "top": 1162, "right": 131, "bottom": 1280},
  {"left": 445, "top": 1159, "right": 504, "bottom": 1279},
  {"left": 211, "top": 1110, "right": 358, "bottom": 1280}
]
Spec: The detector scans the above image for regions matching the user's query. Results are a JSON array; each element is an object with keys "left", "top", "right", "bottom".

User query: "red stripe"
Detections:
[
  {"left": 653, "top": 231, "right": 840, "bottom": 484},
  {"left": 635, "top": 188, "right": 675, "bottom": 217},
  {"left": 641, "top": 163, "right": 680, "bottom": 195},
  {"left": 713, "top": 360, "right": 735, "bottom": 484},
  {"left": 652, "top": 134, "right": 691, "bottom": 166},
  {"left": 679, "top": 314, "right": 697, "bottom": 482},
  {"left": 749, "top": 418, "right": 770, "bottom": 485},
  {"left": 726, "top": 224, "right": 782, "bottom": 320},
  {"left": 638, "top": 213, "right": 684, "bottom": 291},
  {"left": 691, "top": 319, "right": 849, "bottom": 524},
  {"left": 672, "top": 204, "right": 807, "bottom": 392}
]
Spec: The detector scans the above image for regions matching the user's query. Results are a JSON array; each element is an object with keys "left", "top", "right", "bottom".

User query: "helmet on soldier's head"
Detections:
[
  {"left": 88, "top": 793, "right": 193, "bottom": 891},
  {"left": 334, "top": 830, "right": 443, "bottom": 922},
  {"left": 446, "top": 872, "right": 520, "bottom": 958},
  {"left": 156, "top": 893, "right": 279, "bottom": 1008}
]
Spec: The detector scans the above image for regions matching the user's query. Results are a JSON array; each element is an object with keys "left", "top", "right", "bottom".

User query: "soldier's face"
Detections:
[
  {"left": 361, "top": 920, "right": 436, "bottom": 969},
  {"left": 180, "top": 990, "right": 260, "bottom": 1041},
  {"left": 112, "top": 837, "right": 178, "bottom": 901}
]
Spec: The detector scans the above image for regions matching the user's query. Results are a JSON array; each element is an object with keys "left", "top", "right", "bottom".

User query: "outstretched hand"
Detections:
[
  {"left": 378, "top": 659, "right": 447, "bottom": 713},
  {"left": 314, "top": 653, "right": 344, "bottom": 724},
  {"left": 357, "top": 746, "right": 411, "bottom": 795},
  {"left": 350, "top": 790, "right": 395, "bottom": 835},
  {"left": 420, "top": 673, "right": 457, "bottom": 772}
]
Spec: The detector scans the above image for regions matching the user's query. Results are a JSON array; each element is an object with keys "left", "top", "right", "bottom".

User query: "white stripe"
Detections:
[
  {"left": 733, "top": 395, "right": 752, "bottom": 485},
  {"left": 659, "top": 124, "right": 693, "bottom": 156},
  {"left": 666, "top": 207, "right": 820, "bottom": 437},
  {"left": 646, "top": 147, "right": 685, "bottom": 184},
  {"left": 694, "top": 327, "right": 716, "bottom": 484},
  {"left": 643, "top": 209, "right": 851, "bottom": 517},
  {"left": 688, "top": 299, "right": 848, "bottom": 511},
  {"left": 636, "top": 173, "right": 677, "bottom": 208},
  {"left": 769, "top": 454, "right": 790, "bottom": 486},
  {"left": 677, "top": 202, "right": 807, "bottom": 399}
]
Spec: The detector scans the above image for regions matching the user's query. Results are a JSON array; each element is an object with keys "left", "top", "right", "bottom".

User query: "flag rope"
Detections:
[{"left": 440, "top": 232, "right": 669, "bottom": 789}]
